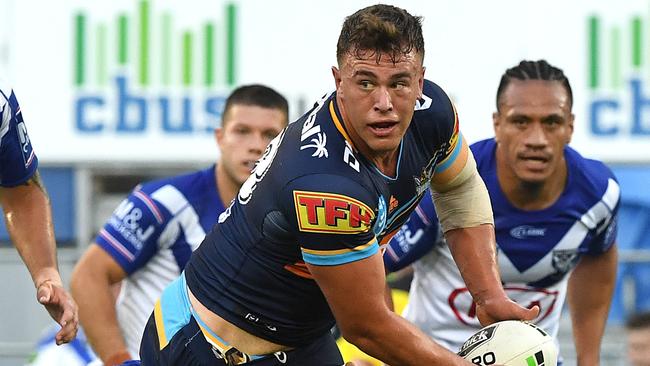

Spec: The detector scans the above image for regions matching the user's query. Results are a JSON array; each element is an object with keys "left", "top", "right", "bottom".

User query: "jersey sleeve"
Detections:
[
  {"left": 384, "top": 189, "right": 441, "bottom": 273},
  {"left": 94, "top": 185, "right": 171, "bottom": 274},
  {"left": 415, "top": 80, "right": 467, "bottom": 188},
  {"left": 586, "top": 178, "right": 620, "bottom": 255},
  {"left": 0, "top": 87, "right": 38, "bottom": 186},
  {"left": 282, "top": 174, "right": 379, "bottom": 266}
]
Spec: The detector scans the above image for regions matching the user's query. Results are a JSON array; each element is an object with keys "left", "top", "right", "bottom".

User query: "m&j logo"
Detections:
[
  {"left": 73, "top": 0, "right": 238, "bottom": 134},
  {"left": 588, "top": 11, "right": 650, "bottom": 136}
]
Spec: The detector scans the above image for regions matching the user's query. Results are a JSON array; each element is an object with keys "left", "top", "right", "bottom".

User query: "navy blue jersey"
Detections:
[
  {"left": 0, "top": 82, "right": 37, "bottom": 186},
  {"left": 185, "top": 80, "right": 461, "bottom": 347},
  {"left": 390, "top": 138, "right": 620, "bottom": 352}
]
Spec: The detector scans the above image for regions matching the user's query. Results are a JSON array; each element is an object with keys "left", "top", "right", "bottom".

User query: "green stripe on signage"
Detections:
[
  {"left": 74, "top": 13, "right": 85, "bottom": 86},
  {"left": 589, "top": 16, "right": 600, "bottom": 89},
  {"left": 183, "top": 31, "right": 193, "bottom": 86},
  {"left": 139, "top": 0, "right": 150, "bottom": 86},
  {"left": 226, "top": 3, "right": 237, "bottom": 86}
]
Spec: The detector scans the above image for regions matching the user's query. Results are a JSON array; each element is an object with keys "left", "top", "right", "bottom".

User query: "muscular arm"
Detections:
[
  {"left": 0, "top": 171, "right": 78, "bottom": 344},
  {"left": 71, "top": 244, "right": 130, "bottom": 365},
  {"left": 567, "top": 244, "right": 618, "bottom": 366},
  {"left": 0, "top": 172, "right": 58, "bottom": 287},
  {"left": 307, "top": 253, "right": 471, "bottom": 366},
  {"left": 431, "top": 142, "right": 538, "bottom": 325}
]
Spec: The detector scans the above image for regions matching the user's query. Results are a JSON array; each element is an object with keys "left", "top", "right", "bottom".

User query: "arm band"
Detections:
[{"left": 430, "top": 149, "right": 494, "bottom": 232}]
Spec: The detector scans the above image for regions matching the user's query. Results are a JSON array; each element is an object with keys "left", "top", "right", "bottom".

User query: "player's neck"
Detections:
[
  {"left": 215, "top": 163, "right": 238, "bottom": 206},
  {"left": 497, "top": 159, "right": 567, "bottom": 211}
]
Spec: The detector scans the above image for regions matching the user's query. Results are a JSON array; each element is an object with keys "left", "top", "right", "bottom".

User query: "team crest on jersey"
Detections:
[
  {"left": 293, "top": 191, "right": 374, "bottom": 234},
  {"left": 551, "top": 249, "right": 579, "bottom": 274},
  {"left": 414, "top": 147, "right": 445, "bottom": 195},
  {"left": 373, "top": 196, "right": 387, "bottom": 236}
]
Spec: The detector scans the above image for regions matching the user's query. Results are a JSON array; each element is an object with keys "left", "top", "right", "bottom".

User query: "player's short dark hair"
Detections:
[
  {"left": 627, "top": 311, "right": 650, "bottom": 330},
  {"left": 336, "top": 4, "right": 424, "bottom": 65},
  {"left": 496, "top": 60, "right": 573, "bottom": 111},
  {"left": 223, "top": 84, "right": 289, "bottom": 126}
]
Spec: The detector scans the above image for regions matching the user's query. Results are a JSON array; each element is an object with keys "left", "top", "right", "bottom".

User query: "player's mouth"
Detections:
[
  {"left": 518, "top": 154, "right": 551, "bottom": 171},
  {"left": 368, "top": 121, "right": 398, "bottom": 137}
]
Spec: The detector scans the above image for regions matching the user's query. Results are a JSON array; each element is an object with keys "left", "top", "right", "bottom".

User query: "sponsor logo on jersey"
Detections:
[
  {"left": 510, "top": 225, "right": 547, "bottom": 239},
  {"left": 109, "top": 199, "right": 155, "bottom": 249},
  {"left": 457, "top": 325, "right": 496, "bottom": 358},
  {"left": 389, "top": 195, "right": 399, "bottom": 212},
  {"left": 448, "top": 286, "right": 559, "bottom": 325},
  {"left": 551, "top": 249, "right": 579, "bottom": 274},
  {"left": 293, "top": 191, "right": 374, "bottom": 234}
]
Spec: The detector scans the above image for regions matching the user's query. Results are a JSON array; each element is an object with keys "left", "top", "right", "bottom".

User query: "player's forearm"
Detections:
[
  {"left": 0, "top": 183, "right": 60, "bottom": 287},
  {"left": 71, "top": 266, "right": 129, "bottom": 362},
  {"left": 343, "top": 311, "right": 470, "bottom": 366},
  {"left": 568, "top": 247, "right": 618, "bottom": 366},
  {"left": 445, "top": 224, "right": 506, "bottom": 304}
]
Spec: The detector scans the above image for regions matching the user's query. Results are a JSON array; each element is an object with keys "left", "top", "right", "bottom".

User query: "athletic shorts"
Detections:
[{"left": 139, "top": 273, "right": 344, "bottom": 366}]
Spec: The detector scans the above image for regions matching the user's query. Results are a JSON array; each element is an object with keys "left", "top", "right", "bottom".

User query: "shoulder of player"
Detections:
[
  {"left": 565, "top": 146, "right": 620, "bottom": 203},
  {"left": 413, "top": 79, "right": 455, "bottom": 120},
  {"left": 285, "top": 172, "right": 377, "bottom": 208},
  {"left": 0, "top": 78, "right": 12, "bottom": 103},
  {"left": 130, "top": 168, "right": 213, "bottom": 219}
]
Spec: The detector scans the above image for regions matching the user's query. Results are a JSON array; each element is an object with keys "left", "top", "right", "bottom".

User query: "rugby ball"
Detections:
[{"left": 457, "top": 320, "right": 557, "bottom": 366}]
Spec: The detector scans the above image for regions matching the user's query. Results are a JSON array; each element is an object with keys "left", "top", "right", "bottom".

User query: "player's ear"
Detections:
[
  {"left": 215, "top": 126, "right": 224, "bottom": 146},
  {"left": 492, "top": 112, "right": 500, "bottom": 129},
  {"left": 418, "top": 66, "right": 426, "bottom": 97},
  {"left": 566, "top": 113, "right": 575, "bottom": 144},
  {"left": 332, "top": 66, "right": 342, "bottom": 90}
]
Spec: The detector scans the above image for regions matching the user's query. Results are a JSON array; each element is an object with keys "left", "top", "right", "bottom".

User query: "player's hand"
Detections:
[
  {"left": 37, "top": 280, "right": 79, "bottom": 345},
  {"left": 475, "top": 295, "right": 539, "bottom": 327}
]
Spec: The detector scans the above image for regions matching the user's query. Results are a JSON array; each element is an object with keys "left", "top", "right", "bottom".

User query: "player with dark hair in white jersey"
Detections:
[
  {"left": 59, "top": 85, "right": 288, "bottom": 366},
  {"left": 386, "top": 60, "right": 619, "bottom": 365}
]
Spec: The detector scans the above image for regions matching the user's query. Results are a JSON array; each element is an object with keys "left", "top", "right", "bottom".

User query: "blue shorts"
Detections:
[{"left": 139, "top": 273, "right": 344, "bottom": 366}]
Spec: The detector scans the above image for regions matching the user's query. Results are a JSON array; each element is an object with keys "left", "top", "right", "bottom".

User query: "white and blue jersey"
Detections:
[
  {"left": 0, "top": 81, "right": 37, "bottom": 186},
  {"left": 389, "top": 138, "right": 620, "bottom": 355},
  {"left": 95, "top": 165, "right": 225, "bottom": 358}
]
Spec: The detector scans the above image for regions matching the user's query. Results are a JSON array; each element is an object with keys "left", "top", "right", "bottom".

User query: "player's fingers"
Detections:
[
  {"left": 518, "top": 304, "right": 540, "bottom": 321},
  {"left": 55, "top": 314, "right": 78, "bottom": 345},
  {"left": 36, "top": 283, "right": 52, "bottom": 304}
]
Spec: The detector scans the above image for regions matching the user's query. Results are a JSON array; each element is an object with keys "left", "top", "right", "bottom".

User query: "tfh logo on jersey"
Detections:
[
  {"left": 293, "top": 191, "right": 375, "bottom": 234},
  {"left": 109, "top": 199, "right": 155, "bottom": 249}
]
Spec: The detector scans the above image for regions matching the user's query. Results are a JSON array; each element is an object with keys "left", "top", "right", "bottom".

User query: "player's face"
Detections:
[
  {"left": 628, "top": 328, "right": 650, "bottom": 366},
  {"left": 332, "top": 50, "right": 424, "bottom": 161},
  {"left": 493, "top": 80, "right": 574, "bottom": 185},
  {"left": 216, "top": 104, "right": 286, "bottom": 185}
]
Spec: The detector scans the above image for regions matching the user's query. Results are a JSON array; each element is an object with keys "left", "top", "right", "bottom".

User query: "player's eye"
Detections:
[{"left": 359, "top": 80, "right": 373, "bottom": 89}]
